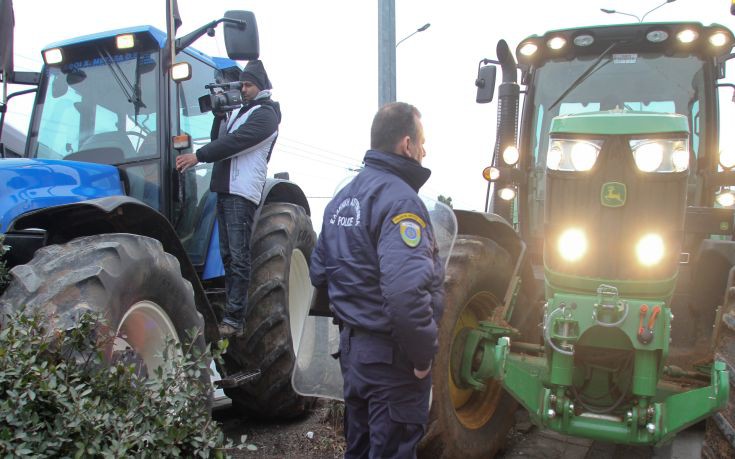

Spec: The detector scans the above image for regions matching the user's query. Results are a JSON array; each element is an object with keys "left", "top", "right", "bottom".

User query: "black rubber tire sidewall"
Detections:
[
  {"left": 420, "top": 235, "right": 520, "bottom": 459},
  {"left": 0, "top": 233, "right": 209, "bottom": 392},
  {"left": 223, "top": 202, "right": 316, "bottom": 419}
]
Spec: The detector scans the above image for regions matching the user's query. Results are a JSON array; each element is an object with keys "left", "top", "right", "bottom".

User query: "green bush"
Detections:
[{"left": 0, "top": 310, "right": 228, "bottom": 458}]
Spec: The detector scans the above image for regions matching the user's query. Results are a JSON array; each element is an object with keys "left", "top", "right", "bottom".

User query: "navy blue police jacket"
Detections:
[{"left": 310, "top": 149, "right": 445, "bottom": 371}]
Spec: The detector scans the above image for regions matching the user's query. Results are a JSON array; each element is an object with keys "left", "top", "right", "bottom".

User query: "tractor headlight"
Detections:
[
  {"left": 720, "top": 148, "right": 735, "bottom": 170},
  {"left": 630, "top": 139, "right": 688, "bottom": 173},
  {"left": 546, "top": 139, "right": 602, "bottom": 171},
  {"left": 636, "top": 233, "right": 665, "bottom": 266},
  {"left": 558, "top": 228, "right": 587, "bottom": 262}
]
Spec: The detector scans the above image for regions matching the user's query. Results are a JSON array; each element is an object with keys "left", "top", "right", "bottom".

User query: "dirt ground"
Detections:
[
  {"left": 214, "top": 398, "right": 346, "bottom": 458},
  {"left": 214, "top": 401, "right": 704, "bottom": 459}
]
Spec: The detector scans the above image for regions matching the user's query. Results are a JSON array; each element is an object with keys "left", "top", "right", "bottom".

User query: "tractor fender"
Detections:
[
  {"left": 200, "top": 178, "right": 312, "bottom": 280},
  {"left": 7, "top": 195, "right": 219, "bottom": 343},
  {"left": 454, "top": 210, "right": 522, "bottom": 261},
  {"left": 261, "top": 178, "right": 311, "bottom": 215},
  {"left": 453, "top": 209, "right": 539, "bottom": 303}
]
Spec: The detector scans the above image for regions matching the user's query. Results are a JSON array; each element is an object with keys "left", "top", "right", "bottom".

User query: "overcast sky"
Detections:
[{"left": 4, "top": 0, "right": 735, "bottom": 224}]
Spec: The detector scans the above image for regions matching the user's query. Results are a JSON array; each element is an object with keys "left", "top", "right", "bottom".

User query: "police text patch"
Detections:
[{"left": 391, "top": 212, "right": 426, "bottom": 228}]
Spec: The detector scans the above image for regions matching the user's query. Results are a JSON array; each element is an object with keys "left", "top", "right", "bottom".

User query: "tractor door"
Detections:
[{"left": 169, "top": 52, "right": 233, "bottom": 267}]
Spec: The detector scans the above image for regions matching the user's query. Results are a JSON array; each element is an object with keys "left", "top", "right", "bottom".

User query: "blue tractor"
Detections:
[{"left": 0, "top": 0, "right": 316, "bottom": 419}]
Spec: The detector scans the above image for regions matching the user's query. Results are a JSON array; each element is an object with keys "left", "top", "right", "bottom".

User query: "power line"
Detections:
[{"left": 279, "top": 136, "right": 362, "bottom": 164}]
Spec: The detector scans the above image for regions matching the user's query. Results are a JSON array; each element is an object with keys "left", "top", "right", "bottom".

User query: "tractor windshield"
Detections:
[
  {"left": 525, "top": 53, "right": 707, "bottom": 240},
  {"left": 29, "top": 51, "right": 159, "bottom": 165}
]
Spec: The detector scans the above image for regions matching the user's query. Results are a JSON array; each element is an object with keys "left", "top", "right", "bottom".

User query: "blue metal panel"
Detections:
[
  {"left": 42, "top": 25, "right": 239, "bottom": 71},
  {"left": 0, "top": 158, "right": 123, "bottom": 232},
  {"left": 202, "top": 219, "right": 224, "bottom": 279},
  {"left": 43, "top": 25, "right": 168, "bottom": 50}
]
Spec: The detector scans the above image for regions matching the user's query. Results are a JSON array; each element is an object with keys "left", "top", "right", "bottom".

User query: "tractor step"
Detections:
[{"left": 215, "top": 369, "right": 261, "bottom": 388}]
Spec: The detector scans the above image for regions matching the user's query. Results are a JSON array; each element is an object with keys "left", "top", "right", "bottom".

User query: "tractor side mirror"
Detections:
[
  {"left": 476, "top": 65, "right": 497, "bottom": 104},
  {"left": 224, "top": 11, "right": 259, "bottom": 60}
]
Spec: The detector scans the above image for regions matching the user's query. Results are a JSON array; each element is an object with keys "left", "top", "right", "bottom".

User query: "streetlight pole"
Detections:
[
  {"left": 378, "top": 0, "right": 430, "bottom": 108},
  {"left": 600, "top": 0, "right": 676, "bottom": 23},
  {"left": 396, "top": 23, "right": 431, "bottom": 48},
  {"left": 378, "top": 0, "right": 396, "bottom": 108}
]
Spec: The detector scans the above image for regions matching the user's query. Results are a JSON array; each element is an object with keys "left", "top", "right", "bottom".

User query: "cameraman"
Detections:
[{"left": 176, "top": 60, "right": 281, "bottom": 337}]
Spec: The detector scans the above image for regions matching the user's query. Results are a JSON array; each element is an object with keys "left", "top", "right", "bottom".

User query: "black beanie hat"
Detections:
[{"left": 239, "top": 59, "right": 272, "bottom": 90}]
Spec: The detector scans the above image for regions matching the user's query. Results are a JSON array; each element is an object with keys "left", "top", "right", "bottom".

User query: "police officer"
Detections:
[{"left": 310, "top": 102, "right": 445, "bottom": 458}]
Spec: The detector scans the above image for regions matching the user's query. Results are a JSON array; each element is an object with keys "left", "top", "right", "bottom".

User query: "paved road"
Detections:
[{"left": 499, "top": 411, "right": 704, "bottom": 459}]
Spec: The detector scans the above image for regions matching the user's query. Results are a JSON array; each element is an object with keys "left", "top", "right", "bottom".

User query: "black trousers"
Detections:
[{"left": 339, "top": 326, "right": 431, "bottom": 459}]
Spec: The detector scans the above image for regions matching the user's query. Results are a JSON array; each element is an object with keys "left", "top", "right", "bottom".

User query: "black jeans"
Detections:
[{"left": 216, "top": 193, "right": 257, "bottom": 328}]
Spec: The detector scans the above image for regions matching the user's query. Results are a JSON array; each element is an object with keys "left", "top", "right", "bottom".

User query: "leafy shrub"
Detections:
[
  {"left": 0, "top": 234, "right": 9, "bottom": 289},
  {"left": 0, "top": 310, "right": 229, "bottom": 458}
]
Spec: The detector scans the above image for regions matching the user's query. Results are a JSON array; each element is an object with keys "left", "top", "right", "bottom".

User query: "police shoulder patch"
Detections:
[{"left": 398, "top": 220, "right": 422, "bottom": 248}]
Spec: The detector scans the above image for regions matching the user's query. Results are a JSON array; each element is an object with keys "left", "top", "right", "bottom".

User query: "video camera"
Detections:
[{"left": 198, "top": 82, "right": 243, "bottom": 114}]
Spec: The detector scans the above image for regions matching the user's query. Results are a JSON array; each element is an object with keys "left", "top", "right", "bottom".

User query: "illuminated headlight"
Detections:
[
  {"left": 116, "top": 34, "right": 135, "bottom": 49},
  {"left": 676, "top": 29, "right": 698, "bottom": 44},
  {"left": 720, "top": 148, "right": 735, "bottom": 170},
  {"left": 630, "top": 139, "right": 688, "bottom": 173},
  {"left": 708, "top": 31, "right": 729, "bottom": 47},
  {"left": 502, "top": 145, "right": 519, "bottom": 166},
  {"left": 498, "top": 187, "right": 516, "bottom": 201},
  {"left": 520, "top": 42, "right": 539, "bottom": 56},
  {"left": 547, "top": 37, "right": 567, "bottom": 50},
  {"left": 43, "top": 48, "right": 63, "bottom": 65},
  {"left": 546, "top": 138, "right": 602, "bottom": 171},
  {"left": 558, "top": 228, "right": 587, "bottom": 262},
  {"left": 636, "top": 233, "right": 665, "bottom": 266},
  {"left": 716, "top": 191, "right": 735, "bottom": 207}
]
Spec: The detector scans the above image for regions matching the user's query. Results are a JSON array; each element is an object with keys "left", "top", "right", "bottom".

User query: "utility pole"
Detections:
[{"left": 378, "top": 0, "right": 396, "bottom": 108}]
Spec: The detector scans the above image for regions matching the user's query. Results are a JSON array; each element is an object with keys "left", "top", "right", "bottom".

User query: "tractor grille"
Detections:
[{"left": 544, "top": 136, "right": 687, "bottom": 282}]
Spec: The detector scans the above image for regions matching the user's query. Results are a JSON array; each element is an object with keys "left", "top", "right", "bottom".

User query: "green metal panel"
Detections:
[
  {"left": 550, "top": 112, "right": 689, "bottom": 136},
  {"left": 544, "top": 265, "right": 677, "bottom": 301}
]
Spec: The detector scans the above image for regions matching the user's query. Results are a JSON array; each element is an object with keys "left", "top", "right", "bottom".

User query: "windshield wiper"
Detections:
[
  {"left": 548, "top": 42, "right": 618, "bottom": 112},
  {"left": 96, "top": 48, "right": 145, "bottom": 110}
]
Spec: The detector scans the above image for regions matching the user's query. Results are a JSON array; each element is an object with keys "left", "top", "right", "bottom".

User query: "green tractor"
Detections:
[{"left": 417, "top": 22, "right": 735, "bottom": 457}]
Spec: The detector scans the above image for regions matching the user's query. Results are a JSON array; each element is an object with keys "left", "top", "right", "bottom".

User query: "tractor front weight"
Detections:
[{"left": 455, "top": 290, "right": 730, "bottom": 446}]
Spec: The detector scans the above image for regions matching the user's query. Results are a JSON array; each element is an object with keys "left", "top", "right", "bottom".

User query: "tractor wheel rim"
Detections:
[
  {"left": 289, "top": 248, "right": 312, "bottom": 356},
  {"left": 449, "top": 291, "right": 504, "bottom": 430},
  {"left": 114, "top": 300, "right": 180, "bottom": 376}
]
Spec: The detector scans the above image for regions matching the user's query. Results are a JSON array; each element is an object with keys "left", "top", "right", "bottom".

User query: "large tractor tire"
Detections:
[
  {"left": 0, "top": 233, "right": 208, "bottom": 395},
  {"left": 703, "top": 275, "right": 735, "bottom": 458},
  {"left": 222, "top": 203, "right": 316, "bottom": 419},
  {"left": 420, "top": 235, "right": 526, "bottom": 459}
]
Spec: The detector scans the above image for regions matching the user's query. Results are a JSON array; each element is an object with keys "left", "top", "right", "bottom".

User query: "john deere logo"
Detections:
[{"left": 601, "top": 182, "right": 626, "bottom": 207}]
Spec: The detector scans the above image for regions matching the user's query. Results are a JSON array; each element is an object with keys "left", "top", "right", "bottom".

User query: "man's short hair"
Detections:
[{"left": 370, "top": 102, "right": 421, "bottom": 153}]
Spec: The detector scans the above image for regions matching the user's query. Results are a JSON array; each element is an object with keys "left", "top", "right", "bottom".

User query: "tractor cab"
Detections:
[
  {"left": 22, "top": 26, "right": 244, "bottom": 268},
  {"left": 515, "top": 23, "right": 734, "bottom": 264}
]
